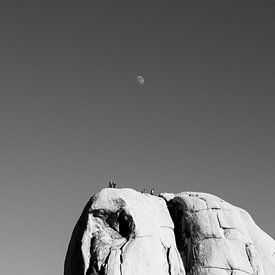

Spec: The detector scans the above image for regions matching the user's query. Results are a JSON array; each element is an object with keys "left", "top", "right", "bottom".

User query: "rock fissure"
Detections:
[
  {"left": 181, "top": 207, "right": 222, "bottom": 214},
  {"left": 166, "top": 247, "right": 172, "bottom": 275},
  {"left": 199, "top": 236, "right": 223, "bottom": 241},
  {"left": 119, "top": 251, "right": 123, "bottom": 275},
  {"left": 135, "top": 234, "right": 155, "bottom": 238},
  {"left": 203, "top": 266, "right": 253, "bottom": 275}
]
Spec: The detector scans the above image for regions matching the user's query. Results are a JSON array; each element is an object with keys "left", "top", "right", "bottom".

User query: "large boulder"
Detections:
[
  {"left": 64, "top": 188, "right": 275, "bottom": 275},
  {"left": 161, "top": 192, "right": 275, "bottom": 275},
  {"left": 64, "top": 188, "right": 185, "bottom": 275}
]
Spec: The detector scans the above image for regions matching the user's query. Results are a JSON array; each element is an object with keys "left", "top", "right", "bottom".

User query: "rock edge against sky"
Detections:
[{"left": 64, "top": 188, "right": 275, "bottom": 275}]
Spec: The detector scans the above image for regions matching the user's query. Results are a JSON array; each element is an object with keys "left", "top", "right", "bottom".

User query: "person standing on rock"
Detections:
[
  {"left": 150, "top": 189, "right": 154, "bottom": 195},
  {"left": 108, "top": 180, "right": 116, "bottom": 188}
]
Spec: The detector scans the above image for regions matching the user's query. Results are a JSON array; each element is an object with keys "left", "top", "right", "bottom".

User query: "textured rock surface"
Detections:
[
  {"left": 65, "top": 188, "right": 184, "bottom": 275},
  {"left": 64, "top": 189, "right": 275, "bottom": 275},
  {"left": 161, "top": 192, "right": 275, "bottom": 275}
]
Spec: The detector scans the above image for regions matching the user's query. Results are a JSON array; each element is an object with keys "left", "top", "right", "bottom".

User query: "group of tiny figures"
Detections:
[
  {"left": 108, "top": 180, "right": 116, "bottom": 188},
  {"left": 108, "top": 180, "right": 154, "bottom": 195}
]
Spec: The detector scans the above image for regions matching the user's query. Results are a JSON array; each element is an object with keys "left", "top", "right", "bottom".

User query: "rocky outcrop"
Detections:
[
  {"left": 64, "top": 188, "right": 275, "bottom": 275},
  {"left": 161, "top": 192, "right": 275, "bottom": 275},
  {"left": 64, "top": 188, "right": 184, "bottom": 275}
]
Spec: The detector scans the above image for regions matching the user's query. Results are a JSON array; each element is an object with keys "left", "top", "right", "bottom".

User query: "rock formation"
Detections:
[
  {"left": 64, "top": 188, "right": 275, "bottom": 275},
  {"left": 161, "top": 192, "right": 275, "bottom": 275}
]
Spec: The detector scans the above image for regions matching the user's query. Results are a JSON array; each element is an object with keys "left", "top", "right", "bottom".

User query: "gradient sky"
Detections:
[{"left": 0, "top": 1, "right": 274, "bottom": 275}]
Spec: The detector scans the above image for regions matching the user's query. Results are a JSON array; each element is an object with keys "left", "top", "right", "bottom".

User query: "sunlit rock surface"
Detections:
[
  {"left": 64, "top": 188, "right": 275, "bottom": 275},
  {"left": 64, "top": 188, "right": 184, "bottom": 275}
]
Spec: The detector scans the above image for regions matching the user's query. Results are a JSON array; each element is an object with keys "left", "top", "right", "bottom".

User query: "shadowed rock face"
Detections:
[{"left": 64, "top": 189, "right": 275, "bottom": 275}]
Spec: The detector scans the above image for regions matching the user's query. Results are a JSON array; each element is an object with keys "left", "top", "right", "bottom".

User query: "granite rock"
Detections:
[
  {"left": 161, "top": 192, "right": 275, "bottom": 275},
  {"left": 64, "top": 189, "right": 275, "bottom": 275},
  {"left": 65, "top": 188, "right": 184, "bottom": 275}
]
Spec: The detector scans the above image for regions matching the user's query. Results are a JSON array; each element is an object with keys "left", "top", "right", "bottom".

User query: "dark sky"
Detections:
[{"left": 0, "top": 1, "right": 274, "bottom": 275}]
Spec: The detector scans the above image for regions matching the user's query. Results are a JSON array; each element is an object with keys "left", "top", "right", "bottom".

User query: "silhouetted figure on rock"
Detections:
[
  {"left": 108, "top": 180, "right": 116, "bottom": 188},
  {"left": 150, "top": 189, "right": 155, "bottom": 195}
]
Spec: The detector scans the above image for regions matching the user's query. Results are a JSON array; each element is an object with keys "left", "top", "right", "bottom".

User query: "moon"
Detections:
[{"left": 136, "top": 75, "right": 145, "bottom": 85}]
